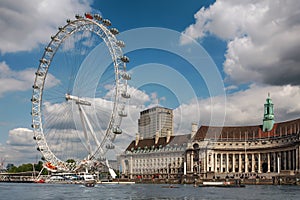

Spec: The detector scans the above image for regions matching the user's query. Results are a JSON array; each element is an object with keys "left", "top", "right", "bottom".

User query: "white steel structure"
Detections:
[{"left": 31, "top": 13, "right": 131, "bottom": 172}]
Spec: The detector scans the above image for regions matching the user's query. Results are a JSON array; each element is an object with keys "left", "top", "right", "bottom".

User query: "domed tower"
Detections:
[{"left": 262, "top": 93, "right": 275, "bottom": 132}]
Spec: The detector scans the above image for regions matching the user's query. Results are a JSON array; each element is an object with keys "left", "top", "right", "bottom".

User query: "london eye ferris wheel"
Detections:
[{"left": 31, "top": 13, "right": 131, "bottom": 172}]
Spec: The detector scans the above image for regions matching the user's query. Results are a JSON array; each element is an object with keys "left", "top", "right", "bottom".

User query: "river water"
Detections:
[{"left": 1, "top": 183, "right": 300, "bottom": 200}]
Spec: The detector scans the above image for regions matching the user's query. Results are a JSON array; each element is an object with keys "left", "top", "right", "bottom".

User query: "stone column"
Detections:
[
  {"left": 252, "top": 154, "right": 255, "bottom": 173},
  {"left": 258, "top": 153, "right": 261, "bottom": 173},
  {"left": 245, "top": 153, "right": 248, "bottom": 173},
  {"left": 226, "top": 153, "right": 229, "bottom": 173},
  {"left": 232, "top": 154, "right": 236, "bottom": 173},
  {"left": 215, "top": 153, "right": 218, "bottom": 173},
  {"left": 191, "top": 151, "right": 194, "bottom": 172},
  {"left": 220, "top": 153, "right": 223, "bottom": 173},
  {"left": 296, "top": 148, "right": 299, "bottom": 171},
  {"left": 294, "top": 149, "right": 297, "bottom": 170},
  {"left": 130, "top": 156, "right": 133, "bottom": 179},
  {"left": 267, "top": 153, "right": 271, "bottom": 173},
  {"left": 291, "top": 150, "right": 294, "bottom": 170},
  {"left": 239, "top": 153, "right": 242, "bottom": 173},
  {"left": 204, "top": 152, "right": 207, "bottom": 173},
  {"left": 211, "top": 153, "right": 214, "bottom": 172},
  {"left": 278, "top": 152, "right": 281, "bottom": 173},
  {"left": 294, "top": 149, "right": 296, "bottom": 170}
]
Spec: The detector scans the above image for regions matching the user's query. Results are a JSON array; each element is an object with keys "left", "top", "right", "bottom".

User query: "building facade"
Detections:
[
  {"left": 120, "top": 96, "right": 300, "bottom": 182},
  {"left": 186, "top": 95, "right": 300, "bottom": 180},
  {"left": 138, "top": 106, "right": 173, "bottom": 139},
  {"left": 120, "top": 132, "right": 189, "bottom": 180},
  {"left": 186, "top": 119, "right": 300, "bottom": 179}
]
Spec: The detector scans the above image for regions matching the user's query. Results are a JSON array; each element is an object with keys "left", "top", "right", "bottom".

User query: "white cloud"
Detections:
[
  {"left": 0, "top": 61, "right": 60, "bottom": 97},
  {"left": 3, "top": 127, "right": 82, "bottom": 165},
  {"left": 1, "top": 128, "right": 37, "bottom": 165},
  {"left": 0, "top": 61, "right": 36, "bottom": 97},
  {"left": 174, "top": 84, "right": 300, "bottom": 135},
  {"left": 0, "top": 143, "right": 6, "bottom": 154},
  {"left": 0, "top": 0, "right": 92, "bottom": 53},
  {"left": 181, "top": 0, "right": 300, "bottom": 86},
  {"left": 105, "top": 85, "right": 151, "bottom": 106},
  {"left": 225, "top": 85, "right": 238, "bottom": 91},
  {"left": 6, "top": 128, "right": 34, "bottom": 146}
]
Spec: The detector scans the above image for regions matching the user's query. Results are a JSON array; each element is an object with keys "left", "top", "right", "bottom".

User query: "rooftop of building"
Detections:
[
  {"left": 193, "top": 118, "right": 300, "bottom": 142},
  {"left": 140, "top": 106, "right": 173, "bottom": 115},
  {"left": 125, "top": 134, "right": 190, "bottom": 152}
]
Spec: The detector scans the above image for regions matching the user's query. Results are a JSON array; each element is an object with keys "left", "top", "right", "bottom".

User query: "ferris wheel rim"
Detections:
[{"left": 31, "top": 13, "right": 130, "bottom": 171}]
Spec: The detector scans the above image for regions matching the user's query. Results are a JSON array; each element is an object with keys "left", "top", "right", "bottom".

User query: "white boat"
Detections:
[
  {"left": 99, "top": 181, "right": 135, "bottom": 184},
  {"left": 203, "top": 181, "right": 228, "bottom": 186},
  {"left": 199, "top": 181, "right": 245, "bottom": 187},
  {"left": 83, "top": 173, "right": 96, "bottom": 187}
]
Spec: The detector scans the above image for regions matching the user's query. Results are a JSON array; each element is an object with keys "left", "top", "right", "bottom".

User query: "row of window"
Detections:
[
  {"left": 132, "top": 157, "right": 183, "bottom": 168},
  {"left": 214, "top": 136, "right": 298, "bottom": 146}
]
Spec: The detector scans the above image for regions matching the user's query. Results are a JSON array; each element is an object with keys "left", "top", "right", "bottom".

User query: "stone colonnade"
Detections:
[{"left": 188, "top": 147, "right": 300, "bottom": 174}]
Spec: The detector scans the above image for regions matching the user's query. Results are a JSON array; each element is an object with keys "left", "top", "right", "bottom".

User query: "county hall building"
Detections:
[{"left": 120, "top": 95, "right": 300, "bottom": 182}]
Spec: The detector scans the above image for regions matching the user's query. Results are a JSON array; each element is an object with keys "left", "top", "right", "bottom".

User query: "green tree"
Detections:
[
  {"left": 7, "top": 161, "right": 48, "bottom": 175},
  {"left": 16, "top": 163, "right": 33, "bottom": 172},
  {"left": 66, "top": 159, "right": 75, "bottom": 163}
]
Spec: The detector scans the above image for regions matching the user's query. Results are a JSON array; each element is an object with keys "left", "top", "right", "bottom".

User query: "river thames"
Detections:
[{"left": 1, "top": 183, "right": 300, "bottom": 200}]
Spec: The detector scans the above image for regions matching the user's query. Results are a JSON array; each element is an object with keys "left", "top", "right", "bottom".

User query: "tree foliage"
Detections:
[
  {"left": 7, "top": 161, "right": 47, "bottom": 174},
  {"left": 66, "top": 159, "right": 75, "bottom": 163}
]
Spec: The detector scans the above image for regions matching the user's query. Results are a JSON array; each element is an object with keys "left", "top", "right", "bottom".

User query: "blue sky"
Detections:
[{"left": 1, "top": 0, "right": 300, "bottom": 165}]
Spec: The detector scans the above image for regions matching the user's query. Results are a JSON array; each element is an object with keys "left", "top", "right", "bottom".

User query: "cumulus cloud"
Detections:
[
  {"left": 0, "top": 62, "right": 34, "bottom": 97},
  {"left": 181, "top": 0, "right": 300, "bottom": 86},
  {"left": 1, "top": 128, "right": 37, "bottom": 165},
  {"left": 0, "top": 0, "right": 92, "bottom": 53},
  {"left": 3, "top": 127, "right": 92, "bottom": 165},
  {"left": 104, "top": 85, "right": 151, "bottom": 107},
  {"left": 0, "top": 61, "right": 60, "bottom": 97},
  {"left": 174, "top": 84, "right": 300, "bottom": 135},
  {"left": 6, "top": 128, "right": 34, "bottom": 146}
]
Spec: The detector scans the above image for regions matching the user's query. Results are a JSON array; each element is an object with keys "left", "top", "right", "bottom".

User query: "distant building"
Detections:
[
  {"left": 120, "top": 132, "right": 190, "bottom": 180},
  {"left": 138, "top": 106, "right": 173, "bottom": 139},
  {"left": 120, "top": 106, "right": 187, "bottom": 180}
]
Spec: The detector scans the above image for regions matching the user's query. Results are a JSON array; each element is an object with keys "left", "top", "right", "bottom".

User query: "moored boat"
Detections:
[
  {"left": 199, "top": 181, "right": 245, "bottom": 187},
  {"left": 34, "top": 179, "right": 45, "bottom": 183}
]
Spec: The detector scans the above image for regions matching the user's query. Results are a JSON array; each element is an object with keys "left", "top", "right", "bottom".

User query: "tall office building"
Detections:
[{"left": 138, "top": 106, "right": 173, "bottom": 139}]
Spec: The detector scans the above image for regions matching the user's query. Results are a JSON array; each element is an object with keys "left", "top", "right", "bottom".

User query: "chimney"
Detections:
[
  {"left": 166, "top": 130, "right": 171, "bottom": 143},
  {"left": 135, "top": 133, "right": 139, "bottom": 146},
  {"left": 155, "top": 131, "right": 160, "bottom": 144},
  {"left": 191, "top": 123, "right": 198, "bottom": 139}
]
